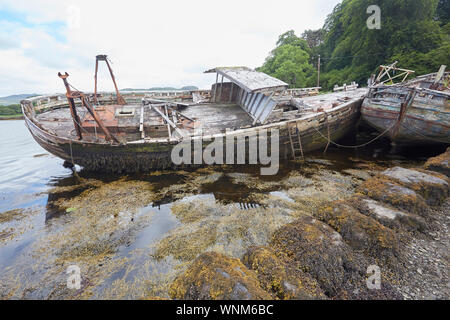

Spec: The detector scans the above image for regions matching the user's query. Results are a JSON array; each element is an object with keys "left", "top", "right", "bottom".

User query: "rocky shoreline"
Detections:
[
  {"left": 1, "top": 147, "right": 448, "bottom": 300},
  {"left": 168, "top": 148, "right": 450, "bottom": 300}
]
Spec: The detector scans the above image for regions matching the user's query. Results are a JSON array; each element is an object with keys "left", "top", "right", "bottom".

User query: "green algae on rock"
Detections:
[{"left": 169, "top": 252, "right": 271, "bottom": 300}]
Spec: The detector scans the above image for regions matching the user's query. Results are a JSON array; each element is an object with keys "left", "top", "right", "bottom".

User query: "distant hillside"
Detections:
[
  {"left": 121, "top": 86, "right": 199, "bottom": 91},
  {"left": 0, "top": 94, "right": 38, "bottom": 105}
]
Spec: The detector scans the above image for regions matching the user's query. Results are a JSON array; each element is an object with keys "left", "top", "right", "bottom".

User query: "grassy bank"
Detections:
[
  {"left": 0, "top": 104, "right": 23, "bottom": 120},
  {"left": 0, "top": 114, "right": 23, "bottom": 120}
]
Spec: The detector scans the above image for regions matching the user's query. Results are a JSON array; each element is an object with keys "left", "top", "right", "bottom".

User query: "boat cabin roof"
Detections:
[{"left": 204, "top": 66, "right": 289, "bottom": 93}]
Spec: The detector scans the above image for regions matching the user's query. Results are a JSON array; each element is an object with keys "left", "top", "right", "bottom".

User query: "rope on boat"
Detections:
[
  {"left": 323, "top": 113, "right": 330, "bottom": 154},
  {"left": 312, "top": 117, "right": 396, "bottom": 149}
]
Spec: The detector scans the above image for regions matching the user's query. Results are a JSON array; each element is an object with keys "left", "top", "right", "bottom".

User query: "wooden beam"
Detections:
[
  {"left": 229, "top": 82, "right": 234, "bottom": 102},
  {"left": 164, "top": 104, "right": 172, "bottom": 138},
  {"left": 213, "top": 73, "right": 218, "bottom": 102},
  {"left": 151, "top": 105, "right": 185, "bottom": 137},
  {"left": 218, "top": 75, "right": 224, "bottom": 103}
]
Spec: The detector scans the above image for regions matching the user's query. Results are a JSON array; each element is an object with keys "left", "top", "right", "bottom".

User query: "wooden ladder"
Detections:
[{"left": 287, "top": 123, "right": 304, "bottom": 160}]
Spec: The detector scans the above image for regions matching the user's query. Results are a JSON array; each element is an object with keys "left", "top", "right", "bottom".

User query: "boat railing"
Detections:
[
  {"left": 21, "top": 89, "right": 213, "bottom": 117},
  {"left": 282, "top": 87, "right": 321, "bottom": 97},
  {"left": 333, "top": 82, "right": 359, "bottom": 92}
]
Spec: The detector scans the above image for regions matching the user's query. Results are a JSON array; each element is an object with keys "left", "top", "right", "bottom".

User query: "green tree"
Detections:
[
  {"left": 301, "top": 29, "right": 325, "bottom": 49},
  {"left": 259, "top": 31, "right": 316, "bottom": 88},
  {"left": 319, "top": 0, "right": 446, "bottom": 89}
]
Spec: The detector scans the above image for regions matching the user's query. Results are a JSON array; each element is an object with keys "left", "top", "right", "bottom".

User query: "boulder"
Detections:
[
  {"left": 424, "top": 147, "right": 450, "bottom": 177},
  {"left": 316, "top": 200, "right": 399, "bottom": 264},
  {"left": 242, "top": 246, "right": 326, "bottom": 300},
  {"left": 270, "top": 216, "right": 361, "bottom": 296},
  {"left": 358, "top": 198, "right": 427, "bottom": 233},
  {"left": 381, "top": 167, "right": 449, "bottom": 206},
  {"left": 357, "top": 176, "right": 429, "bottom": 216},
  {"left": 169, "top": 252, "right": 271, "bottom": 300}
]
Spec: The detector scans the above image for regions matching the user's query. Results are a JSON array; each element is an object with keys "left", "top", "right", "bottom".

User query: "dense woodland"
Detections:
[{"left": 258, "top": 0, "right": 450, "bottom": 90}]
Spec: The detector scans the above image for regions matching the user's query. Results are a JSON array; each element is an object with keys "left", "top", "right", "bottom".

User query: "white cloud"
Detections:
[{"left": 0, "top": 0, "right": 341, "bottom": 96}]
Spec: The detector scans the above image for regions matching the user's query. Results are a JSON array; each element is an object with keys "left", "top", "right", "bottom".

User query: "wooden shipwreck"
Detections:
[
  {"left": 362, "top": 63, "right": 450, "bottom": 146},
  {"left": 21, "top": 55, "right": 366, "bottom": 173}
]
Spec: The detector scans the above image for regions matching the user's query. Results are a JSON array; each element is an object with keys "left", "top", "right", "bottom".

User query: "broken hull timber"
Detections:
[
  {"left": 22, "top": 96, "right": 363, "bottom": 173},
  {"left": 362, "top": 86, "right": 450, "bottom": 146}
]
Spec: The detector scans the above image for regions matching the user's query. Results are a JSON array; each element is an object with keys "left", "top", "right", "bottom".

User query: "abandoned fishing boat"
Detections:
[
  {"left": 21, "top": 55, "right": 367, "bottom": 173},
  {"left": 362, "top": 63, "right": 450, "bottom": 146}
]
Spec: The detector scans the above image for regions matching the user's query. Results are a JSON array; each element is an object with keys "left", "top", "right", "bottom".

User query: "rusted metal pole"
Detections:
[
  {"left": 94, "top": 55, "right": 126, "bottom": 105},
  {"left": 79, "top": 94, "right": 119, "bottom": 143},
  {"left": 104, "top": 58, "right": 126, "bottom": 105},
  {"left": 94, "top": 58, "right": 99, "bottom": 105},
  {"left": 58, "top": 72, "right": 83, "bottom": 140}
]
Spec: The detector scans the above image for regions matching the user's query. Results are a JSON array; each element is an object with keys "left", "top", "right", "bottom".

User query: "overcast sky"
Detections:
[{"left": 0, "top": 0, "right": 341, "bottom": 96}]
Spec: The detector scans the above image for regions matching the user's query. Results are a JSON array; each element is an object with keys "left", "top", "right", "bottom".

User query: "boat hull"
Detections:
[
  {"left": 24, "top": 98, "right": 363, "bottom": 173},
  {"left": 362, "top": 87, "right": 450, "bottom": 146}
]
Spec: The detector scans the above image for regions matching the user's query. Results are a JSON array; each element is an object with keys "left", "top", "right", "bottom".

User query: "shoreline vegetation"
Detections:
[{"left": 0, "top": 103, "right": 23, "bottom": 120}]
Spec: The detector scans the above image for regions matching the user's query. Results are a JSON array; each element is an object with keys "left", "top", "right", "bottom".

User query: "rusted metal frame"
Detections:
[
  {"left": 79, "top": 93, "right": 119, "bottom": 143},
  {"left": 58, "top": 72, "right": 83, "bottom": 140},
  {"left": 104, "top": 58, "right": 126, "bottom": 105},
  {"left": 94, "top": 55, "right": 126, "bottom": 105},
  {"left": 94, "top": 58, "right": 99, "bottom": 105}
]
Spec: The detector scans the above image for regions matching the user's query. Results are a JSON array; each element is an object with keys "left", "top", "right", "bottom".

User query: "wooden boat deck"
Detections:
[{"left": 34, "top": 89, "right": 367, "bottom": 144}]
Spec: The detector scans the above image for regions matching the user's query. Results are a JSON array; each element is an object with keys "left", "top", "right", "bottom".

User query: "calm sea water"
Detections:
[{"left": 0, "top": 120, "right": 70, "bottom": 212}]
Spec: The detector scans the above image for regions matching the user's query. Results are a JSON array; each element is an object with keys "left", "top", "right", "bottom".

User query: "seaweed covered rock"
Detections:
[
  {"left": 169, "top": 252, "right": 271, "bottom": 300},
  {"left": 270, "top": 216, "right": 361, "bottom": 296},
  {"left": 424, "top": 147, "right": 450, "bottom": 177},
  {"left": 316, "top": 200, "right": 400, "bottom": 264},
  {"left": 356, "top": 198, "right": 428, "bottom": 233},
  {"left": 357, "top": 176, "right": 429, "bottom": 215},
  {"left": 242, "top": 246, "right": 326, "bottom": 300},
  {"left": 381, "top": 167, "right": 449, "bottom": 206}
]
